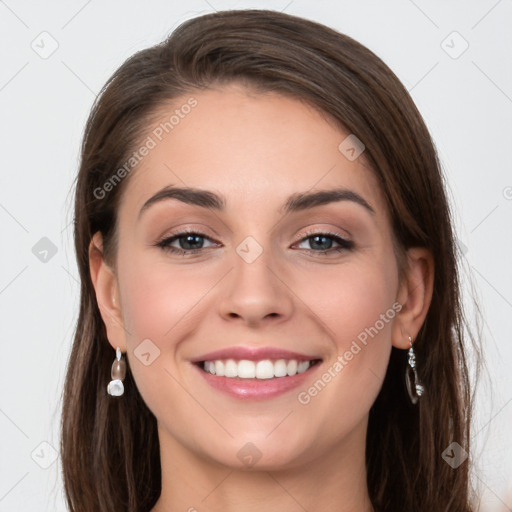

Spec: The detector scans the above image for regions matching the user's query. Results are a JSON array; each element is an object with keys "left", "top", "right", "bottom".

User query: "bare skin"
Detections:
[{"left": 89, "top": 83, "right": 433, "bottom": 512}]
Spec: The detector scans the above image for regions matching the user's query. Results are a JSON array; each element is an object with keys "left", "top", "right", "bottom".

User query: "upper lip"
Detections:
[{"left": 190, "top": 346, "right": 322, "bottom": 363}]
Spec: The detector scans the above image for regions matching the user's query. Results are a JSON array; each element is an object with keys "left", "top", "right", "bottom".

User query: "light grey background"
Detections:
[{"left": 0, "top": 1, "right": 511, "bottom": 510}]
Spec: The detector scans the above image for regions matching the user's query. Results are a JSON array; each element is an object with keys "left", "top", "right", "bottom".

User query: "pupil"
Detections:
[
  {"left": 311, "top": 235, "right": 332, "bottom": 251},
  {"left": 182, "top": 235, "right": 203, "bottom": 250}
]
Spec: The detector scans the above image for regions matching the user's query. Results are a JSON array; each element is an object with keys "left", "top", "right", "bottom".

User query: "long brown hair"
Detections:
[{"left": 61, "top": 9, "right": 478, "bottom": 511}]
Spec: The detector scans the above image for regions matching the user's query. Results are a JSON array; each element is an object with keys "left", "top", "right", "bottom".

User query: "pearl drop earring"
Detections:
[{"left": 107, "top": 347, "right": 126, "bottom": 396}]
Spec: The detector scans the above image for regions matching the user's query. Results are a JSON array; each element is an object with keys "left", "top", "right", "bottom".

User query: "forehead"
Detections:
[{"left": 118, "top": 85, "right": 389, "bottom": 225}]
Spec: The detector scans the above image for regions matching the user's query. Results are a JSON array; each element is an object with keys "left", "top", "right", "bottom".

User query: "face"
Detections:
[{"left": 98, "top": 84, "right": 407, "bottom": 471}]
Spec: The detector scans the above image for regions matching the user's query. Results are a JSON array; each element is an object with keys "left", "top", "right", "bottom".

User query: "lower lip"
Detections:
[{"left": 194, "top": 362, "right": 322, "bottom": 400}]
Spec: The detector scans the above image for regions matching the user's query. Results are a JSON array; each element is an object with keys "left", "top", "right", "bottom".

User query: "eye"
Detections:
[
  {"left": 155, "top": 230, "right": 218, "bottom": 255},
  {"left": 294, "top": 230, "right": 354, "bottom": 255},
  {"left": 155, "top": 229, "right": 354, "bottom": 256}
]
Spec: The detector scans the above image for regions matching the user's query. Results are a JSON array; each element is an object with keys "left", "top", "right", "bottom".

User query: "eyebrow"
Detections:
[{"left": 138, "top": 184, "right": 375, "bottom": 220}]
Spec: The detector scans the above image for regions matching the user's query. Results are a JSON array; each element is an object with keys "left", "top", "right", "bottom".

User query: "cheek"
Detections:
[
  {"left": 296, "top": 258, "right": 398, "bottom": 407},
  {"left": 116, "top": 256, "right": 207, "bottom": 420},
  {"left": 303, "top": 258, "right": 398, "bottom": 347},
  {"left": 118, "top": 255, "right": 205, "bottom": 341},
  {"left": 115, "top": 254, "right": 200, "bottom": 388}
]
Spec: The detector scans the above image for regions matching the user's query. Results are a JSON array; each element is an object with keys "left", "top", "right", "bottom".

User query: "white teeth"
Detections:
[
  {"left": 274, "top": 359, "right": 288, "bottom": 377},
  {"left": 224, "top": 359, "right": 238, "bottom": 377},
  {"left": 238, "top": 360, "right": 256, "bottom": 378},
  {"left": 286, "top": 360, "right": 298, "bottom": 376},
  {"left": 297, "top": 361, "right": 310, "bottom": 374},
  {"left": 214, "top": 360, "right": 225, "bottom": 377},
  {"left": 256, "top": 360, "right": 274, "bottom": 379},
  {"left": 202, "top": 358, "right": 314, "bottom": 379}
]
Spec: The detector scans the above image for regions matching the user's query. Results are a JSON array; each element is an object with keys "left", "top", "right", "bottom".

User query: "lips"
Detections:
[
  {"left": 191, "top": 346, "right": 323, "bottom": 400},
  {"left": 190, "top": 346, "right": 320, "bottom": 363}
]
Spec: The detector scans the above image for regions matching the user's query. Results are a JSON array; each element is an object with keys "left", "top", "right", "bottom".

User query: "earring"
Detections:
[
  {"left": 405, "top": 336, "right": 424, "bottom": 404},
  {"left": 107, "top": 347, "right": 126, "bottom": 397}
]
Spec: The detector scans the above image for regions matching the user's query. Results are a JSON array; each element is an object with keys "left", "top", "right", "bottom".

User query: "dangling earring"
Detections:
[
  {"left": 107, "top": 347, "right": 126, "bottom": 396},
  {"left": 405, "top": 336, "right": 424, "bottom": 404}
]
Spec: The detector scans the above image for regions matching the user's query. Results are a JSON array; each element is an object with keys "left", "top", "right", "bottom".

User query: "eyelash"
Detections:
[{"left": 155, "top": 228, "right": 354, "bottom": 256}]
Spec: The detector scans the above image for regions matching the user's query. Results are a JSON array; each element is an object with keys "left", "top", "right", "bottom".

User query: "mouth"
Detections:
[
  {"left": 192, "top": 355, "right": 323, "bottom": 400},
  {"left": 195, "top": 358, "right": 322, "bottom": 379}
]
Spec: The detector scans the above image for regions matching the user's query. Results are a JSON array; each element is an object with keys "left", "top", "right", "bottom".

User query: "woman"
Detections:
[{"left": 61, "top": 9, "right": 476, "bottom": 511}]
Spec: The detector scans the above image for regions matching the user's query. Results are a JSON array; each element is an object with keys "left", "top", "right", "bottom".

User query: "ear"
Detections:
[
  {"left": 89, "top": 231, "right": 127, "bottom": 352},
  {"left": 391, "top": 247, "right": 434, "bottom": 349}
]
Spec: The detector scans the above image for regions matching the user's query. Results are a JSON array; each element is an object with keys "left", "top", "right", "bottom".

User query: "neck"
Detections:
[{"left": 152, "top": 420, "right": 374, "bottom": 512}]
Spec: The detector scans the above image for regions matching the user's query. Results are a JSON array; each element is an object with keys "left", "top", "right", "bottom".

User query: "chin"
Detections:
[{"left": 200, "top": 435, "right": 316, "bottom": 472}]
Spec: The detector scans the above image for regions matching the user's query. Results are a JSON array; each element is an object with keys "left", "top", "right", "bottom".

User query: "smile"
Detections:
[
  {"left": 199, "top": 358, "right": 321, "bottom": 379},
  {"left": 193, "top": 356, "right": 323, "bottom": 400}
]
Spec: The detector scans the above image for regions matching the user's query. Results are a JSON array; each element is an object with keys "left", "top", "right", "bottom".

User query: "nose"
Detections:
[{"left": 218, "top": 240, "right": 294, "bottom": 328}]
